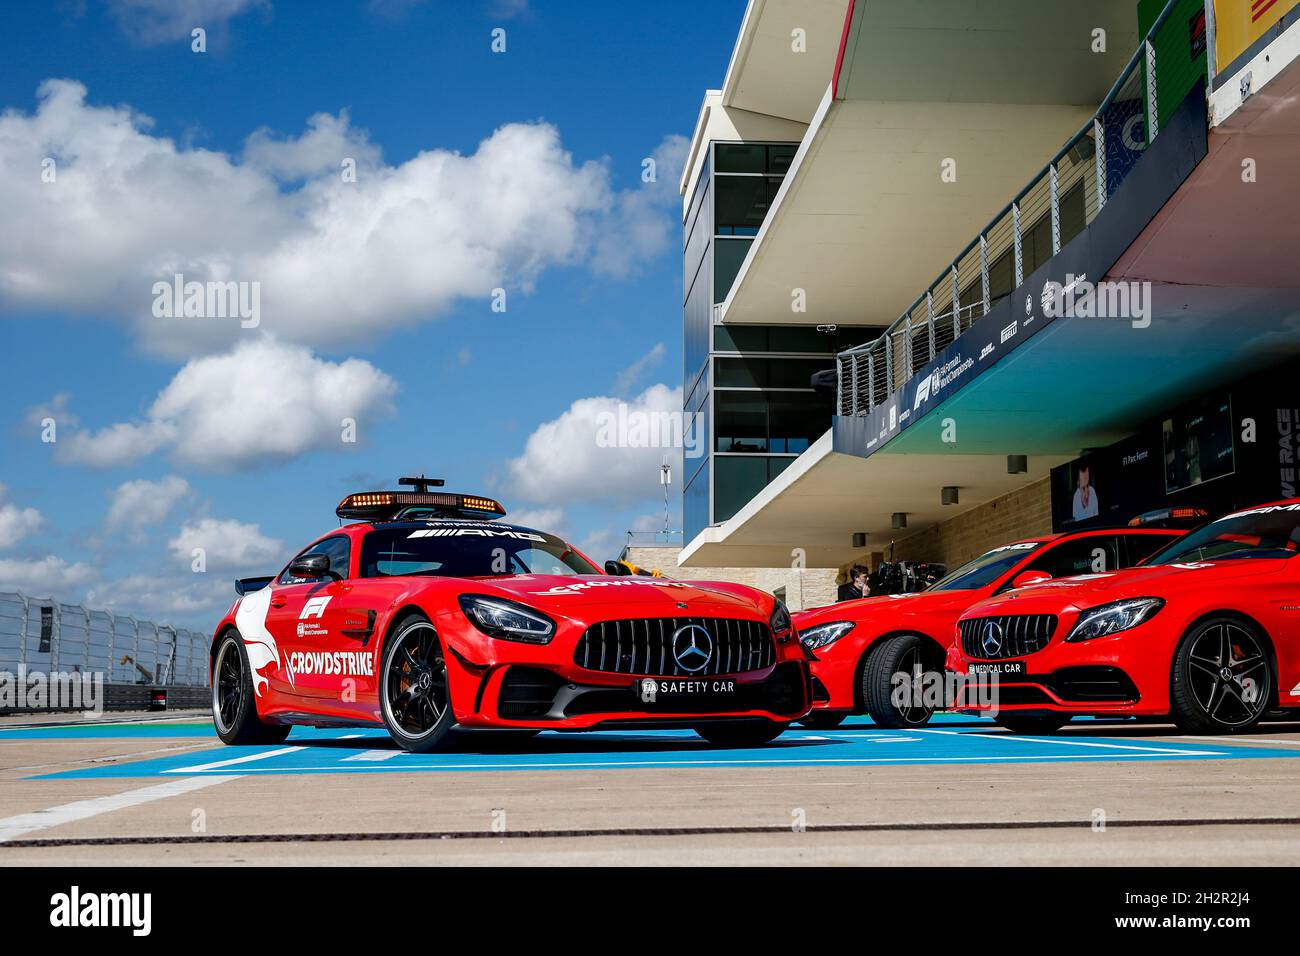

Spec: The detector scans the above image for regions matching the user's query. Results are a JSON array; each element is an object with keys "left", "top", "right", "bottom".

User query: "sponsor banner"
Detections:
[
  {"left": 833, "top": 86, "right": 1208, "bottom": 462},
  {"left": 1215, "top": 0, "right": 1299, "bottom": 71}
]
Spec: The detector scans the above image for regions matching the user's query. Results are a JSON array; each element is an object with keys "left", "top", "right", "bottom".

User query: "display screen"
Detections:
[{"left": 1163, "top": 394, "right": 1235, "bottom": 495}]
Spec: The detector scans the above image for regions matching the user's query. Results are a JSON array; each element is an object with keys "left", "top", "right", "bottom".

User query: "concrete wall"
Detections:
[
  {"left": 890, "top": 478, "right": 1054, "bottom": 569},
  {"left": 815, "top": 478, "right": 1054, "bottom": 578},
  {"left": 641, "top": 478, "right": 1050, "bottom": 606},
  {"left": 622, "top": 546, "right": 839, "bottom": 613}
]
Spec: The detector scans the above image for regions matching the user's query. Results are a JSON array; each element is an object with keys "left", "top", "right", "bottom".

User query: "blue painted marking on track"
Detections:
[
  {"left": 20, "top": 714, "right": 1300, "bottom": 779},
  {"left": 0, "top": 722, "right": 214, "bottom": 740}
]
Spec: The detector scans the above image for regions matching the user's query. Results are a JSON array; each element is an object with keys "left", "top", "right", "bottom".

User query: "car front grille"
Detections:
[
  {"left": 959, "top": 614, "right": 1057, "bottom": 659},
  {"left": 574, "top": 617, "right": 775, "bottom": 677}
]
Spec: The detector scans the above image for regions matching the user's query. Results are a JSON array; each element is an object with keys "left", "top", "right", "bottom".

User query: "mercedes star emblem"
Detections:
[
  {"left": 981, "top": 620, "right": 1004, "bottom": 657},
  {"left": 671, "top": 624, "right": 714, "bottom": 673}
]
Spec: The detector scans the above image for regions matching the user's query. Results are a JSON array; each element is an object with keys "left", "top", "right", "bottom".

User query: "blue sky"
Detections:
[{"left": 0, "top": 0, "right": 743, "bottom": 626}]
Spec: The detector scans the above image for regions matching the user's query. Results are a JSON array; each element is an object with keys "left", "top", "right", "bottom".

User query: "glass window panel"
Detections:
[
  {"left": 714, "top": 325, "right": 768, "bottom": 352},
  {"left": 715, "top": 176, "right": 779, "bottom": 233},
  {"left": 713, "top": 237, "right": 752, "bottom": 303},
  {"left": 714, "top": 143, "right": 766, "bottom": 173},
  {"left": 767, "top": 144, "right": 797, "bottom": 175},
  {"left": 715, "top": 457, "right": 770, "bottom": 522},
  {"left": 715, "top": 393, "right": 768, "bottom": 453}
]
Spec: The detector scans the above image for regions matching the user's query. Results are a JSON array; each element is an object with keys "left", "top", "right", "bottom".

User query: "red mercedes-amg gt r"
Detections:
[
  {"left": 792, "top": 527, "right": 1182, "bottom": 729},
  {"left": 950, "top": 499, "right": 1300, "bottom": 734},
  {"left": 210, "top": 481, "right": 810, "bottom": 752}
]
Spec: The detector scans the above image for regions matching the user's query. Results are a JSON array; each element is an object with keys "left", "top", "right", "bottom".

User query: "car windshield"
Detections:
[
  {"left": 928, "top": 542, "right": 1042, "bottom": 591},
  {"left": 359, "top": 523, "right": 599, "bottom": 578},
  {"left": 1144, "top": 505, "right": 1300, "bottom": 564}
]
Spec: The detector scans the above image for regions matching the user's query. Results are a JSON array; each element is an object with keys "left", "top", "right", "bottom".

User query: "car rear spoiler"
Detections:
[{"left": 235, "top": 575, "right": 274, "bottom": 596}]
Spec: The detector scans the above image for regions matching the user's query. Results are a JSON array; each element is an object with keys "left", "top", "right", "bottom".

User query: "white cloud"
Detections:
[
  {"left": 506, "top": 383, "right": 685, "bottom": 506},
  {"left": 24, "top": 392, "right": 78, "bottom": 430},
  {"left": 58, "top": 338, "right": 397, "bottom": 471},
  {"left": 243, "top": 110, "right": 381, "bottom": 181},
  {"left": 612, "top": 342, "right": 665, "bottom": 396},
  {"left": 591, "top": 134, "right": 689, "bottom": 278},
  {"left": 506, "top": 507, "right": 565, "bottom": 532},
  {"left": 169, "top": 517, "right": 283, "bottom": 572},
  {"left": 0, "top": 486, "right": 44, "bottom": 549},
  {"left": 1, "top": 81, "right": 680, "bottom": 356},
  {"left": 109, "top": 0, "right": 267, "bottom": 44},
  {"left": 105, "top": 476, "right": 191, "bottom": 531},
  {"left": 87, "top": 571, "right": 230, "bottom": 619},
  {"left": 0, "top": 556, "right": 95, "bottom": 595}
]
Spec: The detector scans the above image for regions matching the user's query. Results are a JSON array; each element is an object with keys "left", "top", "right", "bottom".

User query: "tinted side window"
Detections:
[
  {"left": 279, "top": 535, "right": 351, "bottom": 584},
  {"left": 1026, "top": 536, "right": 1120, "bottom": 579},
  {"left": 1125, "top": 533, "right": 1181, "bottom": 566}
]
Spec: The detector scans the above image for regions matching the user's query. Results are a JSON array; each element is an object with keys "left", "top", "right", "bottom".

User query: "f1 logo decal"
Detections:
[{"left": 300, "top": 596, "right": 333, "bottom": 620}]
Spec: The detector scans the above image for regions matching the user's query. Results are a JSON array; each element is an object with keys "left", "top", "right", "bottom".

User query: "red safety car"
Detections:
[
  {"left": 792, "top": 526, "right": 1182, "bottom": 729},
  {"left": 950, "top": 499, "right": 1300, "bottom": 734},
  {"left": 211, "top": 479, "right": 810, "bottom": 752}
]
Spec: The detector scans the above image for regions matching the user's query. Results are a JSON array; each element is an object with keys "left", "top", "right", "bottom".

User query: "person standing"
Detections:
[{"left": 837, "top": 564, "right": 870, "bottom": 602}]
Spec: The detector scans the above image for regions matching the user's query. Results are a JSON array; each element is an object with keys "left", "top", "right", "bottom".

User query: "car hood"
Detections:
[
  {"left": 965, "top": 558, "right": 1291, "bottom": 617},
  {"left": 793, "top": 589, "right": 977, "bottom": 629},
  {"left": 461, "top": 574, "right": 769, "bottom": 616}
]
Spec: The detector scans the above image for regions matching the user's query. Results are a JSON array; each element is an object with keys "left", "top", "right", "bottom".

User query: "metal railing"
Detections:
[
  {"left": 836, "top": 0, "right": 1208, "bottom": 417},
  {"left": 622, "top": 530, "right": 685, "bottom": 549},
  {"left": 0, "top": 591, "right": 211, "bottom": 687}
]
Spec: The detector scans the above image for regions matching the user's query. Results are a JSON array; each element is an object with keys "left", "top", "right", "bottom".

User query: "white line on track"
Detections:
[
  {"left": 0, "top": 775, "right": 241, "bottom": 842},
  {"left": 340, "top": 750, "right": 403, "bottom": 762},
  {"left": 913, "top": 728, "right": 1223, "bottom": 756},
  {"left": 161, "top": 746, "right": 303, "bottom": 774},
  {"left": 167, "top": 753, "right": 1228, "bottom": 772}
]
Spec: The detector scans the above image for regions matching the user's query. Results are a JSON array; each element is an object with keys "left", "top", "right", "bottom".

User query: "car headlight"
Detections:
[
  {"left": 770, "top": 599, "right": 793, "bottom": 641},
  {"left": 1065, "top": 597, "right": 1164, "bottom": 642},
  {"left": 458, "top": 595, "right": 556, "bottom": 644},
  {"left": 799, "top": 621, "right": 855, "bottom": 651}
]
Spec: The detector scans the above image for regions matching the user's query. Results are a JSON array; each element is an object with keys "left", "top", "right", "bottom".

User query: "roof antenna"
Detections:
[{"left": 399, "top": 474, "right": 446, "bottom": 494}]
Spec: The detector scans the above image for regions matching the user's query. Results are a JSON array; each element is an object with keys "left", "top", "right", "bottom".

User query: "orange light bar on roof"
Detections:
[
  {"left": 1128, "top": 506, "right": 1209, "bottom": 527},
  {"left": 461, "top": 495, "right": 506, "bottom": 514},
  {"left": 336, "top": 491, "right": 507, "bottom": 521}
]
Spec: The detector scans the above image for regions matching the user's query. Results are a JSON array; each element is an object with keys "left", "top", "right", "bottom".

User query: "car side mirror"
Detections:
[
  {"left": 289, "top": 554, "right": 335, "bottom": 580},
  {"left": 1012, "top": 570, "right": 1052, "bottom": 589},
  {"left": 604, "top": 559, "right": 633, "bottom": 576}
]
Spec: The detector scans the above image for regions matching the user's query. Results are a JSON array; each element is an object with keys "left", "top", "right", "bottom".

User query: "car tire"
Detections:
[
  {"left": 380, "top": 611, "right": 456, "bottom": 753},
  {"left": 693, "top": 719, "right": 788, "bottom": 747},
  {"left": 1170, "top": 617, "right": 1272, "bottom": 734},
  {"left": 211, "top": 631, "right": 292, "bottom": 746},
  {"left": 799, "top": 712, "right": 847, "bottom": 729},
  {"left": 862, "top": 634, "right": 941, "bottom": 728},
  {"left": 994, "top": 714, "right": 1068, "bottom": 735}
]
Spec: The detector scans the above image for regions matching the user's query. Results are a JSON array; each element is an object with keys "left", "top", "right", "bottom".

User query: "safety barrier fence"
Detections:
[{"left": 0, "top": 591, "right": 210, "bottom": 688}]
